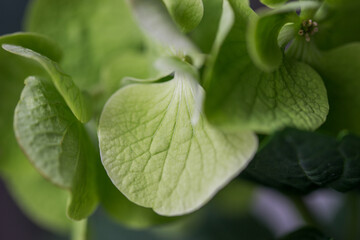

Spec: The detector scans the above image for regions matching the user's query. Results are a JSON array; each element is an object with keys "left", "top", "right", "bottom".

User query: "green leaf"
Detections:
[
  {"left": 247, "top": 1, "right": 319, "bottom": 72},
  {"left": 98, "top": 75, "right": 257, "bottom": 216},
  {"left": 162, "top": 0, "right": 204, "bottom": 33},
  {"left": 0, "top": 33, "right": 62, "bottom": 173},
  {"left": 204, "top": 0, "right": 329, "bottom": 134},
  {"left": 314, "top": 43, "right": 360, "bottom": 135},
  {"left": 2, "top": 151, "right": 72, "bottom": 233},
  {"left": 14, "top": 76, "right": 98, "bottom": 220},
  {"left": 315, "top": 0, "right": 360, "bottom": 50},
  {"left": 25, "top": 0, "right": 144, "bottom": 91},
  {"left": 242, "top": 129, "right": 360, "bottom": 193},
  {"left": 3, "top": 44, "right": 92, "bottom": 123},
  {"left": 279, "top": 227, "right": 332, "bottom": 240},
  {"left": 260, "top": 0, "right": 289, "bottom": 8}
]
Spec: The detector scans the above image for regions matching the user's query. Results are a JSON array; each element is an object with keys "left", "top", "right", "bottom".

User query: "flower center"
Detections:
[{"left": 298, "top": 19, "right": 319, "bottom": 42}]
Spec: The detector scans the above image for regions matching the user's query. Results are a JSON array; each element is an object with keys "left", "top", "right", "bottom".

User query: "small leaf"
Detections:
[
  {"left": 247, "top": 1, "right": 319, "bottom": 72},
  {"left": 162, "top": 0, "right": 204, "bottom": 32},
  {"left": 14, "top": 76, "right": 98, "bottom": 220},
  {"left": 205, "top": 0, "right": 328, "bottom": 134},
  {"left": 279, "top": 227, "right": 332, "bottom": 240},
  {"left": 242, "top": 128, "right": 360, "bottom": 193},
  {"left": 98, "top": 75, "right": 257, "bottom": 216},
  {"left": 3, "top": 44, "right": 92, "bottom": 123}
]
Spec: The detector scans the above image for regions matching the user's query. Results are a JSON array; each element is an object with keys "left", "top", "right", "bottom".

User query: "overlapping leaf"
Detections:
[
  {"left": 0, "top": 33, "right": 74, "bottom": 232},
  {"left": 0, "top": 33, "right": 61, "bottom": 172},
  {"left": 13, "top": 76, "right": 97, "bottom": 220},
  {"left": 3, "top": 44, "right": 92, "bottom": 123}
]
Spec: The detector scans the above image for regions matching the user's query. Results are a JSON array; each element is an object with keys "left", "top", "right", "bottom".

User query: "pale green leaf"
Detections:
[
  {"left": 247, "top": 1, "right": 319, "bottom": 72},
  {"left": 3, "top": 44, "right": 92, "bottom": 123},
  {"left": 204, "top": 0, "right": 329, "bottom": 133},
  {"left": 25, "top": 0, "right": 144, "bottom": 91},
  {"left": 162, "top": 0, "right": 204, "bottom": 32},
  {"left": 98, "top": 76, "right": 257, "bottom": 216},
  {"left": 14, "top": 76, "right": 98, "bottom": 220}
]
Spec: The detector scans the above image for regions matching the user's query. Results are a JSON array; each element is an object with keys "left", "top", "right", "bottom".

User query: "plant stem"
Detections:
[
  {"left": 72, "top": 219, "right": 88, "bottom": 240},
  {"left": 288, "top": 194, "right": 319, "bottom": 227}
]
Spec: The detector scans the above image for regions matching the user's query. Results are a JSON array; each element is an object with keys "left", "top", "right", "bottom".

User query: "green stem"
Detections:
[
  {"left": 288, "top": 194, "right": 319, "bottom": 227},
  {"left": 346, "top": 193, "right": 359, "bottom": 240},
  {"left": 72, "top": 219, "right": 88, "bottom": 240}
]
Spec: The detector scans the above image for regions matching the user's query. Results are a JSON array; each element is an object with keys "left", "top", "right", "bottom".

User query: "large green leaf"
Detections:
[
  {"left": 25, "top": 0, "right": 144, "bottom": 91},
  {"left": 242, "top": 128, "right": 360, "bottom": 193},
  {"left": 98, "top": 73, "right": 257, "bottom": 216},
  {"left": 3, "top": 44, "right": 92, "bottom": 123},
  {"left": 14, "top": 76, "right": 98, "bottom": 220},
  {"left": 204, "top": 0, "right": 328, "bottom": 134},
  {"left": 314, "top": 43, "right": 360, "bottom": 135},
  {"left": 162, "top": 0, "right": 204, "bottom": 33},
  {"left": 247, "top": 1, "right": 319, "bottom": 72}
]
